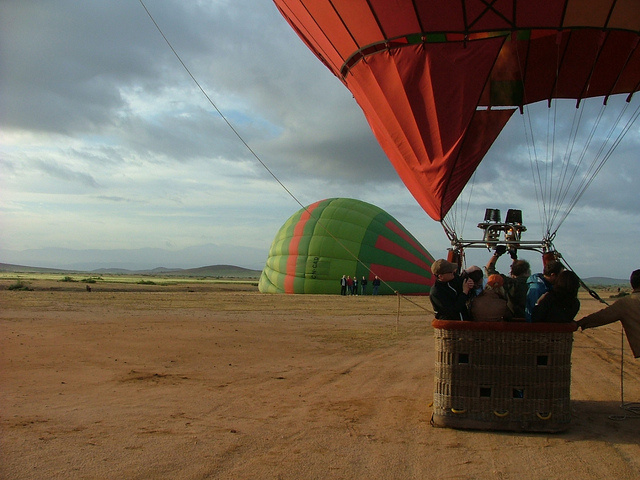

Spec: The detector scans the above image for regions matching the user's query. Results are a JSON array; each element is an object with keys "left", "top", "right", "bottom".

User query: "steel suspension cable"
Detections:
[{"left": 552, "top": 99, "right": 640, "bottom": 235}]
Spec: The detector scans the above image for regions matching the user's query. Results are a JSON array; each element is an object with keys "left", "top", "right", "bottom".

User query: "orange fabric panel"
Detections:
[
  {"left": 606, "top": 0, "right": 640, "bottom": 31},
  {"left": 563, "top": 0, "right": 614, "bottom": 27},
  {"left": 344, "top": 40, "right": 508, "bottom": 220},
  {"left": 273, "top": 0, "right": 640, "bottom": 220},
  {"left": 330, "top": 0, "right": 383, "bottom": 46},
  {"left": 366, "top": 0, "right": 423, "bottom": 39},
  {"left": 441, "top": 108, "right": 515, "bottom": 217}
]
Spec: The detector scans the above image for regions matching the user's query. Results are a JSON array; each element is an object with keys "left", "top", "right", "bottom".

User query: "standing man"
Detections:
[
  {"left": 430, "top": 259, "right": 474, "bottom": 320},
  {"left": 372, "top": 276, "right": 381, "bottom": 295},
  {"left": 340, "top": 275, "right": 347, "bottom": 295},
  {"left": 577, "top": 269, "right": 640, "bottom": 358}
]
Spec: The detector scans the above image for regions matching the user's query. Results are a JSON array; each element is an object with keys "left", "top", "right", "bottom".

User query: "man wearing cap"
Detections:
[
  {"left": 470, "top": 274, "right": 513, "bottom": 322},
  {"left": 430, "top": 259, "right": 474, "bottom": 320}
]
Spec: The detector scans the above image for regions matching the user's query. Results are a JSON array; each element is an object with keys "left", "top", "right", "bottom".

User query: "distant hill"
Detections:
[
  {"left": 0, "top": 263, "right": 262, "bottom": 278},
  {"left": 582, "top": 277, "right": 629, "bottom": 287},
  {"left": 0, "top": 263, "right": 627, "bottom": 284},
  {"left": 0, "top": 263, "right": 67, "bottom": 273},
  {"left": 0, "top": 244, "right": 266, "bottom": 272}
]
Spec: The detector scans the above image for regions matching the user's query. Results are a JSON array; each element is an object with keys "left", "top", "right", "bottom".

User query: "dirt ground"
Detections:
[{"left": 1, "top": 280, "right": 639, "bottom": 479}]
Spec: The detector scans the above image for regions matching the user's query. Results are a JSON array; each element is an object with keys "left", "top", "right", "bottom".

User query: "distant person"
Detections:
[
  {"left": 525, "top": 259, "right": 564, "bottom": 321},
  {"left": 470, "top": 274, "right": 512, "bottom": 322},
  {"left": 576, "top": 269, "right": 640, "bottom": 358},
  {"left": 429, "top": 259, "right": 473, "bottom": 320},
  {"left": 340, "top": 275, "right": 347, "bottom": 295},
  {"left": 360, "top": 276, "right": 367, "bottom": 295},
  {"left": 486, "top": 246, "right": 531, "bottom": 318},
  {"left": 372, "top": 276, "right": 381, "bottom": 295},
  {"left": 532, "top": 270, "right": 581, "bottom": 323},
  {"left": 346, "top": 276, "right": 353, "bottom": 295},
  {"left": 352, "top": 276, "right": 358, "bottom": 295}
]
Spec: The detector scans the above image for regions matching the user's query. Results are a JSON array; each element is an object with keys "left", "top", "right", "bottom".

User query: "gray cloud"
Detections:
[
  {"left": 31, "top": 159, "right": 100, "bottom": 189},
  {"left": 0, "top": 1, "right": 638, "bottom": 277}
]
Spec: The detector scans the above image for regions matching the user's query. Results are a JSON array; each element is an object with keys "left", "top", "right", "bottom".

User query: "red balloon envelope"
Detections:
[{"left": 273, "top": 0, "right": 640, "bottom": 220}]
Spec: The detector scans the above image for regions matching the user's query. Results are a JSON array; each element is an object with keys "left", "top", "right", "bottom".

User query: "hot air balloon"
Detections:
[
  {"left": 273, "top": 0, "right": 640, "bottom": 257},
  {"left": 272, "top": 0, "right": 640, "bottom": 433},
  {"left": 259, "top": 198, "right": 435, "bottom": 294}
]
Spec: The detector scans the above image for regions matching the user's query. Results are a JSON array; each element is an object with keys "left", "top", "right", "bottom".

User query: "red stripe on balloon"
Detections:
[
  {"left": 374, "top": 235, "right": 431, "bottom": 271},
  {"left": 385, "top": 221, "right": 431, "bottom": 258},
  {"left": 370, "top": 264, "right": 434, "bottom": 287},
  {"left": 284, "top": 200, "right": 322, "bottom": 293}
]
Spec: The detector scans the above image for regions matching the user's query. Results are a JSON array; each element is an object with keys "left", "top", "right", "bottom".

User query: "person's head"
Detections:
[
  {"left": 485, "top": 274, "right": 506, "bottom": 297},
  {"left": 543, "top": 260, "right": 564, "bottom": 283},
  {"left": 431, "top": 259, "right": 457, "bottom": 282},
  {"left": 630, "top": 269, "right": 640, "bottom": 290},
  {"left": 554, "top": 270, "right": 580, "bottom": 298},
  {"left": 464, "top": 265, "right": 483, "bottom": 287},
  {"left": 510, "top": 260, "right": 531, "bottom": 278}
]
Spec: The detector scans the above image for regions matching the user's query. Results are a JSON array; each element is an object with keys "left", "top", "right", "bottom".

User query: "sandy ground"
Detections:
[{"left": 1, "top": 280, "right": 639, "bottom": 479}]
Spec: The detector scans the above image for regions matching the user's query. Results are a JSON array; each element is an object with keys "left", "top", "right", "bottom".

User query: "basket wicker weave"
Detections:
[{"left": 432, "top": 319, "right": 577, "bottom": 432}]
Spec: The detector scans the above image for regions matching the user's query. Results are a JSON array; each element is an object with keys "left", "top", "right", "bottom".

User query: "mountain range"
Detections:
[
  {"left": 0, "top": 262, "right": 628, "bottom": 286},
  {"left": 0, "top": 244, "right": 267, "bottom": 272},
  {"left": 0, "top": 262, "right": 262, "bottom": 278}
]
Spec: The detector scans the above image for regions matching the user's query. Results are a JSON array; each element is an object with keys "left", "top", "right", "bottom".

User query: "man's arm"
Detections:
[
  {"left": 485, "top": 246, "right": 506, "bottom": 276},
  {"left": 577, "top": 300, "right": 625, "bottom": 330}
]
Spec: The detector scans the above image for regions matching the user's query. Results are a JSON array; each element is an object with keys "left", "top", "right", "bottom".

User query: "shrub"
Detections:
[
  {"left": 610, "top": 291, "right": 629, "bottom": 299},
  {"left": 8, "top": 280, "right": 33, "bottom": 291}
]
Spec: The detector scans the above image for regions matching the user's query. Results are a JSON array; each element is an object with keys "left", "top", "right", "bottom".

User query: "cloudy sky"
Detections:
[{"left": 1, "top": 1, "right": 639, "bottom": 277}]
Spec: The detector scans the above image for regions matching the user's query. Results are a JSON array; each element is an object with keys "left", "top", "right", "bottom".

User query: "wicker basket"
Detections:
[{"left": 432, "top": 320, "right": 577, "bottom": 432}]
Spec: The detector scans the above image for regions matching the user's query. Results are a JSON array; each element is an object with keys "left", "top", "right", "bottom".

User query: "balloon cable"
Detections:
[
  {"left": 552, "top": 99, "right": 640, "bottom": 236},
  {"left": 139, "top": 1, "right": 435, "bottom": 315},
  {"left": 138, "top": 0, "right": 303, "bottom": 212}
]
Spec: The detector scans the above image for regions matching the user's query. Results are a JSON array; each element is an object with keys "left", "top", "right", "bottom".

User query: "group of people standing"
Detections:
[
  {"left": 340, "top": 275, "right": 381, "bottom": 295},
  {"left": 429, "top": 248, "right": 640, "bottom": 357}
]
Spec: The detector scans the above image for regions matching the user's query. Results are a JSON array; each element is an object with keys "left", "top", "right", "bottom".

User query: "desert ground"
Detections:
[{"left": 1, "top": 276, "right": 639, "bottom": 479}]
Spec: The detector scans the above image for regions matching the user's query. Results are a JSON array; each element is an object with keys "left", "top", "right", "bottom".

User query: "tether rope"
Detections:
[
  {"left": 609, "top": 327, "right": 640, "bottom": 421},
  {"left": 138, "top": 1, "right": 434, "bottom": 316}
]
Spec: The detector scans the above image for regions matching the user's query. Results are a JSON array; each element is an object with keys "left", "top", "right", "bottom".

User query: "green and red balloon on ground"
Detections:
[{"left": 259, "top": 198, "right": 435, "bottom": 295}]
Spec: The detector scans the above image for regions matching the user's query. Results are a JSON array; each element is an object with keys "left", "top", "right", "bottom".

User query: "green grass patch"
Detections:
[{"left": 8, "top": 280, "right": 33, "bottom": 291}]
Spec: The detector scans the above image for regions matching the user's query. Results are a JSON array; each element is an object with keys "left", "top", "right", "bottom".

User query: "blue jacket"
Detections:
[{"left": 525, "top": 273, "right": 551, "bottom": 321}]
